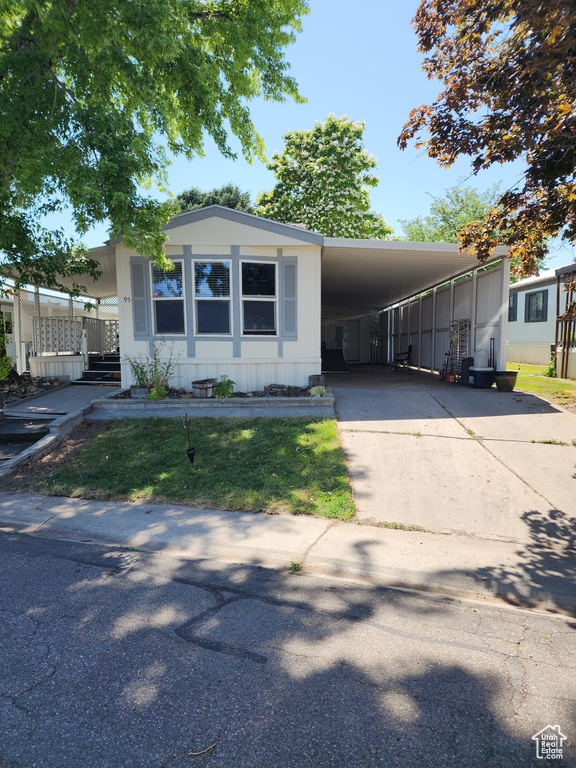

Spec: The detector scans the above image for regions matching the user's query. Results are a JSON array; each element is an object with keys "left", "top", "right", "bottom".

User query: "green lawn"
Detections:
[
  {"left": 30, "top": 417, "right": 356, "bottom": 520},
  {"left": 506, "top": 362, "right": 576, "bottom": 407}
]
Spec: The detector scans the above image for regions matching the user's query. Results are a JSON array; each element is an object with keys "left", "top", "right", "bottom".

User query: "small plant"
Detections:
[
  {"left": 0, "top": 317, "right": 14, "bottom": 382},
  {"left": 124, "top": 355, "right": 149, "bottom": 388},
  {"left": 288, "top": 560, "right": 303, "bottom": 575},
  {"left": 147, "top": 342, "right": 177, "bottom": 389},
  {"left": 124, "top": 342, "right": 179, "bottom": 389},
  {"left": 215, "top": 374, "right": 236, "bottom": 398},
  {"left": 148, "top": 385, "right": 167, "bottom": 400},
  {"left": 309, "top": 385, "right": 326, "bottom": 397},
  {"left": 542, "top": 359, "right": 557, "bottom": 378}
]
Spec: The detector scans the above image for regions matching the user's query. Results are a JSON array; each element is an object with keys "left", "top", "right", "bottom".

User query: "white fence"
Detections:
[
  {"left": 33, "top": 317, "right": 118, "bottom": 356},
  {"left": 83, "top": 317, "right": 119, "bottom": 355},
  {"left": 33, "top": 317, "right": 82, "bottom": 355}
]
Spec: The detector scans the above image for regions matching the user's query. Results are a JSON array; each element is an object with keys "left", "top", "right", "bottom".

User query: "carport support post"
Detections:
[
  {"left": 497, "top": 257, "right": 510, "bottom": 370},
  {"left": 418, "top": 294, "right": 423, "bottom": 370},
  {"left": 471, "top": 269, "right": 478, "bottom": 359},
  {"left": 13, "top": 288, "right": 22, "bottom": 374},
  {"left": 400, "top": 299, "right": 412, "bottom": 352},
  {"left": 431, "top": 287, "right": 437, "bottom": 372}
]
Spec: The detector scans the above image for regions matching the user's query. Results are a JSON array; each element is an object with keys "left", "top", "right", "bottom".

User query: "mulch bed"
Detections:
[{"left": 113, "top": 385, "right": 312, "bottom": 400}]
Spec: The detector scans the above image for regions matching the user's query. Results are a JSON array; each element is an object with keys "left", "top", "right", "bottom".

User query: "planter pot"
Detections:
[
  {"left": 130, "top": 386, "right": 150, "bottom": 399},
  {"left": 494, "top": 371, "right": 518, "bottom": 392},
  {"left": 192, "top": 378, "right": 217, "bottom": 398}
]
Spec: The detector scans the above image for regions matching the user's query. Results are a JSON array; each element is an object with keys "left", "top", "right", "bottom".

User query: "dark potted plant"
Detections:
[{"left": 493, "top": 370, "right": 518, "bottom": 392}]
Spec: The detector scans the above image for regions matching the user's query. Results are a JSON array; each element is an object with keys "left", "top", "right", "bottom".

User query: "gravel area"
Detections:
[{"left": 0, "top": 376, "right": 67, "bottom": 409}]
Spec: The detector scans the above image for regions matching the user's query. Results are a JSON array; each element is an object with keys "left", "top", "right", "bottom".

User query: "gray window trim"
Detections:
[{"left": 193, "top": 257, "right": 233, "bottom": 338}]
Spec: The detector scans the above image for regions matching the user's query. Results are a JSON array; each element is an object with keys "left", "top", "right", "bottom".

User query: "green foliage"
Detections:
[
  {"left": 0, "top": 354, "right": 13, "bottom": 382},
  {"left": 148, "top": 386, "right": 167, "bottom": 400},
  {"left": 507, "top": 362, "right": 576, "bottom": 406},
  {"left": 0, "top": 317, "right": 14, "bottom": 381},
  {"left": 256, "top": 114, "right": 393, "bottom": 238},
  {"left": 175, "top": 184, "right": 254, "bottom": 214},
  {"left": 147, "top": 344, "right": 177, "bottom": 390},
  {"left": 401, "top": 186, "right": 501, "bottom": 243},
  {"left": 0, "top": 0, "right": 308, "bottom": 293},
  {"left": 400, "top": 185, "right": 544, "bottom": 280},
  {"left": 124, "top": 342, "right": 178, "bottom": 389},
  {"left": 215, "top": 375, "right": 236, "bottom": 398},
  {"left": 542, "top": 360, "right": 557, "bottom": 378},
  {"left": 124, "top": 356, "right": 149, "bottom": 389},
  {"left": 309, "top": 386, "right": 326, "bottom": 397},
  {"left": 399, "top": 0, "right": 576, "bottom": 278},
  {"left": 30, "top": 417, "right": 356, "bottom": 520}
]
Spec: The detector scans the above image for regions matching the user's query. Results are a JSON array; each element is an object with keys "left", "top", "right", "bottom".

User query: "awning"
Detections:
[
  {"left": 321, "top": 239, "right": 508, "bottom": 321},
  {"left": 4, "top": 245, "right": 117, "bottom": 300}
]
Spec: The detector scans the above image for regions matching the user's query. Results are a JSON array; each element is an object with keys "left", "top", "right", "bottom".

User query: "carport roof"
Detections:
[
  {"left": 14, "top": 210, "right": 507, "bottom": 310},
  {"left": 321, "top": 238, "right": 508, "bottom": 321}
]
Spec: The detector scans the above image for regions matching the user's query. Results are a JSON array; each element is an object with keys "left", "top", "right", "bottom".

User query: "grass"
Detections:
[
  {"left": 366, "top": 521, "right": 429, "bottom": 532},
  {"left": 29, "top": 417, "right": 356, "bottom": 521},
  {"left": 506, "top": 362, "right": 576, "bottom": 407}
]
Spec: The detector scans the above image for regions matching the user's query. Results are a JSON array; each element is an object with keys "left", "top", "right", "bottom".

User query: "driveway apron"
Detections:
[{"left": 327, "top": 366, "right": 576, "bottom": 550}]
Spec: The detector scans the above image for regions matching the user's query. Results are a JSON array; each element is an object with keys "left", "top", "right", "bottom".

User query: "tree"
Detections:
[
  {"left": 401, "top": 186, "right": 501, "bottom": 243},
  {"left": 175, "top": 184, "right": 254, "bottom": 215},
  {"left": 255, "top": 115, "right": 393, "bottom": 238},
  {"left": 0, "top": 0, "right": 308, "bottom": 295},
  {"left": 398, "top": 0, "right": 576, "bottom": 278}
]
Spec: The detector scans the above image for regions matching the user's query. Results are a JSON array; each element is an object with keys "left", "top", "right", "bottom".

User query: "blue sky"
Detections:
[{"left": 77, "top": 0, "right": 573, "bottom": 270}]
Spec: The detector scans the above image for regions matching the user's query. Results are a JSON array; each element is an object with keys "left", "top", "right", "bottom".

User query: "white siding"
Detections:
[{"left": 116, "top": 218, "right": 322, "bottom": 390}]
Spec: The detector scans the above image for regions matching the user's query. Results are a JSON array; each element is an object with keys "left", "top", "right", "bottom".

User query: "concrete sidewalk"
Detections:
[
  {"left": 1, "top": 490, "right": 574, "bottom": 615},
  {"left": 3, "top": 383, "right": 114, "bottom": 417}
]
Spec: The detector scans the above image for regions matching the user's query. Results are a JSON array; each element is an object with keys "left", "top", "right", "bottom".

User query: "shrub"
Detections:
[
  {"left": 148, "top": 385, "right": 167, "bottom": 400},
  {"left": 215, "top": 374, "right": 236, "bottom": 398}
]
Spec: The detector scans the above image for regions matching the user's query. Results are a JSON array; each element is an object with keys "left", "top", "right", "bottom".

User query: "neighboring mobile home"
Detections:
[
  {"left": 507, "top": 266, "right": 572, "bottom": 366},
  {"left": 10, "top": 206, "right": 511, "bottom": 389}
]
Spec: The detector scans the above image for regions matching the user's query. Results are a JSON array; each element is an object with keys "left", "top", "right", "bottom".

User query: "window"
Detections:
[
  {"left": 241, "top": 262, "right": 277, "bottom": 335},
  {"left": 508, "top": 293, "right": 517, "bottom": 322},
  {"left": 152, "top": 262, "right": 185, "bottom": 334},
  {"left": 525, "top": 290, "right": 548, "bottom": 323},
  {"left": 194, "top": 261, "right": 231, "bottom": 334}
]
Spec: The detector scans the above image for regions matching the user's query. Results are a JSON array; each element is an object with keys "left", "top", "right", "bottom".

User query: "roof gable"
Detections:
[{"left": 164, "top": 205, "right": 323, "bottom": 246}]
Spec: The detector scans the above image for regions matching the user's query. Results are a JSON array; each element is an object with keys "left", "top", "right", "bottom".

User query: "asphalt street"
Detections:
[{"left": 1, "top": 532, "right": 574, "bottom": 768}]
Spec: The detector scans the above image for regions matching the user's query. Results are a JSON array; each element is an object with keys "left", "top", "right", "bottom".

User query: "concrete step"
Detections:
[
  {"left": 77, "top": 371, "right": 121, "bottom": 383},
  {"left": 88, "top": 361, "right": 121, "bottom": 372},
  {"left": 0, "top": 418, "right": 52, "bottom": 443}
]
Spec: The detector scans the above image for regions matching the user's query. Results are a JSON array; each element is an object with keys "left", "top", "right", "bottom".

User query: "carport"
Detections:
[{"left": 321, "top": 240, "right": 510, "bottom": 372}]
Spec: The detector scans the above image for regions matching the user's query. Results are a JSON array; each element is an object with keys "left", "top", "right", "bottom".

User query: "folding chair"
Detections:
[{"left": 393, "top": 344, "right": 412, "bottom": 371}]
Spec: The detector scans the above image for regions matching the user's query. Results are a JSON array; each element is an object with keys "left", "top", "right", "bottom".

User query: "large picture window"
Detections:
[
  {"left": 194, "top": 261, "right": 231, "bottom": 334},
  {"left": 525, "top": 290, "right": 548, "bottom": 323},
  {"left": 241, "top": 262, "right": 277, "bottom": 336},
  {"left": 152, "top": 262, "right": 185, "bottom": 334}
]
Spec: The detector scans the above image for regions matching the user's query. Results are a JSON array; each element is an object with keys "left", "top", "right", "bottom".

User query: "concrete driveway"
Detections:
[{"left": 326, "top": 366, "right": 576, "bottom": 550}]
